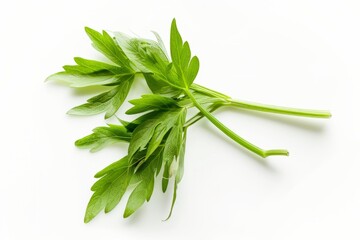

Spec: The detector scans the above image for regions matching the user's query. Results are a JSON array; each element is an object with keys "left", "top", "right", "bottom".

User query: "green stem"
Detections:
[
  {"left": 226, "top": 99, "right": 332, "bottom": 118},
  {"left": 191, "top": 84, "right": 230, "bottom": 99},
  {"left": 184, "top": 104, "right": 221, "bottom": 128},
  {"left": 191, "top": 84, "right": 331, "bottom": 118},
  {"left": 185, "top": 89, "right": 289, "bottom": 158}
]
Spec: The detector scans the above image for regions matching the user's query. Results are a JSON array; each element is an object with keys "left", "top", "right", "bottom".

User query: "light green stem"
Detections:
[
  {"left": 191, "top": 84, "right": 331, "bottom": 118},
  {"left": 191, "top": 83, "right": 230, "bottom": 99},
  {"left": 227, "top": 99, "right": 332, "bottom": 118},
  {"left": 184, "top": 104, "right": 221, "bottom": 128},
  {"left": 185, "top": 89, "right": 289, "bottom": 158}
]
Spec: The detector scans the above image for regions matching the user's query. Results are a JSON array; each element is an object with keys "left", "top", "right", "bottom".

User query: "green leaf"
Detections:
[
  {"left": 186, "top": 56, "right": 200, "bottom": 86},
  {"left": 115, "top": 32, "right": 187, "bottom": 92},
  {"left": 114, "top": 33, "right": 148, "bottom": 72},
  {"left": 126, "top": 94, "right": 179, "bottom": 115},
  {"left": 146, "top": 123, "right": 171, "bottom": 159},
  {"left": 180, "top": 41, "right": 191, "bottom": 70},
  {"left": 104, "top": 172, "right": 132, "bottom": 213},
  {"left": 176, "top": 129, "right": 187, "bottom": 183},
  {"left": 164, "top": 129, "right": 187, "bottom": 220},
  {"left": 127, "top": 118, "right": 160, "bottom": 160},
  {"left": 128, "top": 109, "right": 185, "bottom": 162},
  {"left": 63, "top": 57, "right": 122, "bottom": 75},
  {"left": 123, "top": 173, "right": 154, "bottom": 217},
  {"left": 164, "top": 181, "right": 178, "bottom": 221},
  {"left": 123, "top": 147, "right": 164, "bottom": 218},
  {"left": 94, "top": 157, "right": 129, "bottom": 178},
  {"left": 84, "top": 157, "right": 132, "bottom": 223},
  {"left": 152, "top": 31, "right": 170, "bottom": 59},
  {"left": 163, "top": 109, "right": 186, "bottom": 163},
  {"left": 164, "top": 132, "right": 187, "bottom": 221},
  {"left": 123, "top": 182, "right": 147, "bottom": 218},
  {"left": 116, "top": 28, "right": 190, "bottom": 91},
  {"left": 170, "top": 19, "right": 183, "bottom": 66},
  {"left": 85, "top": 27, "right": 131, "bottom": 69},
  {"left": 118, "top": 111, "right": 160, "bottom": 132},
  {"left": 114, "top": 33, "right": 169, "bottom": 73},
  {"left": 46, "top": 72, "right": 126, "bottom": 88},
  {"left": 84, "top": 188, "right": 108, "bottom": 223},
  {"left": 169, "top": 19, "right": 201, "bottom": 89},
  {"left": 144, "top": 73, "right": 182, "bottom": 96},
  {"left": 67, "top": 75, "right": 134, "bottom": 118},
  {"left": 162, "top": 161, "right": 170, "bottom": 193},
  {"left": 161, "top": 115, "right": 187, "bottom": 220},
  {"left": 75, "top": 124, "right": 131, "bottom": 152}
]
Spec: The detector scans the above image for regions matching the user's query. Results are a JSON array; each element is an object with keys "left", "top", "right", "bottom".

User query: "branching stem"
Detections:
[{"left": 185, "top": 89, "right": 289, "bottom": 158}]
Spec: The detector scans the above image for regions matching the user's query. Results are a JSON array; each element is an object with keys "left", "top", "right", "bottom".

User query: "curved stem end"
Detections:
[{"left": 263, "top": 149, "right": 289, "bottom": 158}]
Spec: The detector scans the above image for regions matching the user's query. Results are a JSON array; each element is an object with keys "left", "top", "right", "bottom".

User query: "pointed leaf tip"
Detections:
[
  {"left": 84, "top": 26, "right": 92, "bottom": 33},
  {"left": 84, "top": 213, "right": 94, "bottom": 223},
  {"left": 123, "top": 210, "right": 131, "bottom": 218},
  {"left": 44, "top": 75, "right": 53, "bottom": 82}
]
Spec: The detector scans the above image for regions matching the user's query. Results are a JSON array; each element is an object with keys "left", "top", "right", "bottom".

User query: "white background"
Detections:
[{"left": 1, "top": 0, "right": 359, "bottom": 239}]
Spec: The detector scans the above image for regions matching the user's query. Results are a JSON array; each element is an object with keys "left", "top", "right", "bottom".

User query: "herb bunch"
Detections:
[{"left": 47, "top": 19, "right": 331, "bottom": 222}]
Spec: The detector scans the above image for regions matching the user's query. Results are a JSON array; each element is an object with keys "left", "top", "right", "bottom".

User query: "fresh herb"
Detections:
[{"left": 47, "top": 19, "right": 331, "bottom": 222}]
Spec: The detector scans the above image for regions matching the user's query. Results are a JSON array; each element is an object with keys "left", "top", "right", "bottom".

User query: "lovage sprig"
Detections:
[{"left": 47, "top": 19, "right": 331, "bottom": 222}]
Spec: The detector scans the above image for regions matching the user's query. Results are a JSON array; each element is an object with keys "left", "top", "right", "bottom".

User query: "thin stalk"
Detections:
[
  {"left": 191, "top": 84, "right": 331, "bottom": 118},
  {"left": 226, "top": 99, "right": 332, "bottom": 118},
  {"left": 191, "top": 84, "right": 230, "bottom": 99},
  {"left": 184, "top": 104, "right": 221, "bottom": 128},
  {"left": 184, "top": 89, "right": 289, "bottom": 158}
]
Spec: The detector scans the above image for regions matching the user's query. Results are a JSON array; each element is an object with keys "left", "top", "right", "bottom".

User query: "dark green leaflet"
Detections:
[{"left": 75, "top": 124, "right": 131, "bottom": 152}]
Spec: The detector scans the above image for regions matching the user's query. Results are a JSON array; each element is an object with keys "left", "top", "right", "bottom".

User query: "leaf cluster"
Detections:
[
  {"left": 47, "top": 19, "right": 331, "bottom": 222},
  {"left": 77, "top": 96, "right": 186, "bottom": 222}
]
